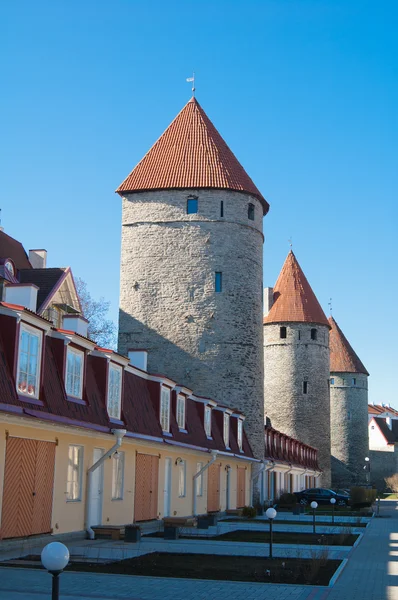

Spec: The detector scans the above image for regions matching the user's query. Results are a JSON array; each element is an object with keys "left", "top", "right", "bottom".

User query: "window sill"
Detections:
[
  {"left": 17, "top": 394, "right": 44, "bottom": 406},
  {"left": 178, "top": 428, "right": 188, "bottom": 434},
  {"left": 66, "top": 498, "right": 82, "bottom": 503},
  {"left": 206, "top": 435, "right": 213, "bottom": 441},
  {"left": 110, "top": 417, "right": 124, "bottom": 425},
  {"left": 163, "top": 431, "right": 173, "bottom": 437},
  {"left": 111, "top": 497, "right": 124, "bottom": 502},
  {"left": 67, "top": 395, "right": 86, "bottom": 406}
]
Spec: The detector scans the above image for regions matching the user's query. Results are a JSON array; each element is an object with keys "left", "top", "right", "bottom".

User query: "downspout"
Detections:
[
  {"left": 193, "top": 450, "right": 218, "bottom": 516},
  {"left": 250, "top": 460, "right": 267, "bottom": 505},
  {"left": 86, "top": 429, "right": 127, "bottom": 540}
]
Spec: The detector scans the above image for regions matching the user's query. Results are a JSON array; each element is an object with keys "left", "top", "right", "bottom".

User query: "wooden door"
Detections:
[
  {"left": 134, "top": 454, "right": 159, "bottom": 522},
  {"left": 207, "top": 463, "right": 220, "bottom": 512},
  {"left": 237, "top": 467, "right": 246, "bottom": 508},
  {"left": 1, "top": 438, "right": 56, "bottom": 539}
]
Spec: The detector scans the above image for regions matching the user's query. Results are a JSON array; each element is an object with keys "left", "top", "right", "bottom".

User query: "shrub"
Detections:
[
  {"left": 241, "top": 505, "right": 257, "bottom": 519},
  {"left": 350, "top": 487, "right": 377, "bottom": 508},
  {"left": 277, "top": 492, "right": 297, "bottom": 507},
  {"left": 385, "top": 474, "right": 398, "bottom": 493}
]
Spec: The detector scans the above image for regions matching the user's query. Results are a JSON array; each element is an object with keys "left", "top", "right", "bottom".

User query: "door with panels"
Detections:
[
  {"left": 1, "top": 437, "right": 56, "bottom": 539},
  {"left": 207, "top": 462, "right": 220, "bottom": 512},
  {"left": 134, "top": 453, "right": 159, "bottom": 521},
  {"left": 237, "top": 466, "right": 246, "bottom": 508}
]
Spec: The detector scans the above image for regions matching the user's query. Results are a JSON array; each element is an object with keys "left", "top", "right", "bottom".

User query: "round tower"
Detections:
[
  {"left": 329, "top": 316, "right": 369, "bottom": 487},
  {"left": 116, "top": 97, "right": 269, "bottom": 459},
  {"left": 263, "top": 251, "right": 331, "bottom": 486}
]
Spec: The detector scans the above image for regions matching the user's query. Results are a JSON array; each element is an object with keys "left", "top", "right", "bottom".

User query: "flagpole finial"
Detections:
[{"left": 186, "top": 72, "right": 195, "bottom": 96}]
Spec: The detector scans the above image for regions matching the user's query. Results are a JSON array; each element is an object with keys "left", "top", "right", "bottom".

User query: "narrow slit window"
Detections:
[
  {"left": 330, "top": 377, "right": 334, "bottom": 385},
  {"left": 311, "top": 328, "right": 317, "bottom": 340},
  {"left": 303, "top": 381, "right": 308, "bottom": 394},
  {"left": 220, "top": 200, "right": 224, "bottom": 217},
  {"left": 280, "top": 326, "right": 287, "bottom": 339},
  {"left": 215, "top": 272, "right": 222, "bottom": 293},
  {"left": 248, "top": 203, "right": 255, "bottom": 220},
  {"left": 187, "top": 197, "right": 198, "bottom": 214},
  {"left": 352, "top": 378, "right": 356, "bottom": 386}
]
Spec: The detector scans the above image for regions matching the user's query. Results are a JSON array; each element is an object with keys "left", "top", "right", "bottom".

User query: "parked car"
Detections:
[{"left": 294, "top": 488, "right": 350, "bottom": 506}]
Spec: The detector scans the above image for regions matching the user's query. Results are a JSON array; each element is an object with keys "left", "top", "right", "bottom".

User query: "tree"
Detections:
[
  {"left": 75, "top": 277, "right": 117, "bottom": 349},
  {"left": 385, "top": 474, "right": 398, "bottom": 493}
]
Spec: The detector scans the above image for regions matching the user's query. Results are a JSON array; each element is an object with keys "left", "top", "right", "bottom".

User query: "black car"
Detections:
[{"left": 294, "top": 488, "right": 350, "bottom": 506}]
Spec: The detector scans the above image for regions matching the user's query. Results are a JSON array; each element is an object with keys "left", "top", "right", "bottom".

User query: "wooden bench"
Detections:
[
  {"left": 162, "top": 517, "right": 197, "bottom": 539},
  {"left": 91, "top": 525, "right": 125, "bottom": 540},
  {"left": 226, "top": 509, "right": 243, "bottom": 516}
]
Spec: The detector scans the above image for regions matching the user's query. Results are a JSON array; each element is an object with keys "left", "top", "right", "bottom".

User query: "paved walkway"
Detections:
[{"left": 0, "top": 501, "right": 396, "bottom": 600}]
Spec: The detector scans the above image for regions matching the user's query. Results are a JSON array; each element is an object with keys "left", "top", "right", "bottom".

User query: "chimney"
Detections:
[
  {"left": 387, "top": 416, "right": 393, "bottom": 430},
  {"left": 263, "top": 287, "right": 274, "bottom": 316},
  {"left": 29, "top": 249, "right": 47, "bottom": 269},
  {"left": 62, "top": 314, "right": 89, "bottom": 337},
  {"left": 128, "top": 349, "right": 148, "bottom": 372},
  {"left": 4, "top": 284, "right": 38, "bottom": 312}
]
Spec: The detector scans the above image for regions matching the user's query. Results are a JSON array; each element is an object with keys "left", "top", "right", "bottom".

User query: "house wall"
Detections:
[
  {"left": 0, "top": 418, "right": 251, "bottom": 537},
  {"left": 369, "top": 420, "right": 394, "bottom": 451}
]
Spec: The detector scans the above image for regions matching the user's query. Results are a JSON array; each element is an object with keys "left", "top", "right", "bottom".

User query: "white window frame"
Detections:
[
  {"left": 66, "top": 346, "right": 84, "bottom": 399},
  {"left": 112, "top": 451, "right": 125, "bottom": 500},
  {"left": 67, "top": 444, "right": 84, "bottom": 501},
  {"left": 107, "top": 363, "right": 123, "bottom": 419},
  {"left": 160, "top": 386, "right": 171, "bottom": 433},
  {"left": 176, "top": 394, "right": 186, "bottom": 430},
  {"left": 237, "top": 419, "right": 243, "bottom": 452},
  {"left": 16, "top": 323, "right": 42, "bottom": 399},
  {"left": 223, "top": 412, "right": 230, "bottom": 448},
  {"left": 196, "top": 461, "right": 203, "bottom": 497},
  {"left": 204, "top": 406, "right": 212, "bottom": 438},
  {"left": 178, "top": 459, "right": 186, "bottom": 497}
]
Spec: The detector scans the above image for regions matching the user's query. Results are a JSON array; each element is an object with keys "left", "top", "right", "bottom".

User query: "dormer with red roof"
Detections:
[
  {"left": 329, "top": 316, "right": 369, "bottom": 487},
  {"left": 263, "top": 251, "right": 331, "bottom": 486}
]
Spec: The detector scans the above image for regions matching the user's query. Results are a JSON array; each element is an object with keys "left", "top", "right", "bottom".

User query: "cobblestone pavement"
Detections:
[{"left": 0, "top": 502, "right": 396, "bottom": 600}]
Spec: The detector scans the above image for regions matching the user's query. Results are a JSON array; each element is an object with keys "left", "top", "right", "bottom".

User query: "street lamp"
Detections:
[
  {"left": 330, "top": 497, "right": 336, "bottom": 524},
  {"left": 41, "top": 542, "right": 70, "bottom": 600},
  {"left": 365, "top": 456, "right": 370, "bottom": 484},
  {"left": 265, "top": 507, "right": 277, "bottom": 559},
  {"left": 310, "top": 501, "right": 318, "bottom": 534}
]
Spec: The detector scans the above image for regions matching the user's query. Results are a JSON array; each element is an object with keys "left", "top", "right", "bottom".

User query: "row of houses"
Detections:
[{"left": 0, "top": 229, "right": 320, "bottom": 540}]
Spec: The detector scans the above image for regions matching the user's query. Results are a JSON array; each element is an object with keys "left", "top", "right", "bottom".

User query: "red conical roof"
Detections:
[
  {"left": 329, "top": 316, "right": 369, "bottom": 375},
  {"left": 116, "top": 97, "right": 269, "bottom": 213},
  {"left": 264, "top": 251, "right": 329, "bottom": 327}
]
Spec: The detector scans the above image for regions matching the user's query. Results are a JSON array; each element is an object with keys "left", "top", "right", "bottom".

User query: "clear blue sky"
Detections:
[{"left": 1, "top": 1, "right": 397, "bottom": 403}]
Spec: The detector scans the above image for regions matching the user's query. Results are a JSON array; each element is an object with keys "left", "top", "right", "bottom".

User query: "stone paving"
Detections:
[{"left": 0, "top": 501, "right": 396, "bottom": 600}]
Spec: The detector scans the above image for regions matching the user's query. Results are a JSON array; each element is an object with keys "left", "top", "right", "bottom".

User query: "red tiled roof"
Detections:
[
  {"left": 116, "top": 97, "right": 269, "bottom": 213},
  {"left": 368, "top": 404, "right": 398, "bottom": 416},
  {"left": 329, "top": 316, "right": 369, "bottom": 375},
  {"left": 263, "top": 251, "right": 329, "bottom": 327},
  {"left": 0, "top": 230, "right": 32, "bottom": 270}
]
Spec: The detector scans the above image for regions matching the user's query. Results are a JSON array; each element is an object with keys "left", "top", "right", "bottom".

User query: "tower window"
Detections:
[
  {"left": 215, "top": 272, "right": 222, "bottom": 292},
  {"left": 248, "top": 203, "right": 255, "bottom": 220},
  {"left": 330, "top": 378, "right": 335, "bottom": 385},
  {"left": 187, "top": 197, "right": 198, "bottom": 214},
  {"left": 303, "top": 381, "right": 308, "bottom": 394},
  {"left": 298, "top": 330, "right": 301, "bottom": 340},
  {"left": 352, "top": 378, "right": 356, "bottom": 386},
  {"left": 311, "top": 328, "right": 317, "bottom": 340},
  {"left": 220, "top": 200, "right": 224, "bottom": 217},
  {"left": 280, "top": 326, "right": 287, "bottom": 339}
]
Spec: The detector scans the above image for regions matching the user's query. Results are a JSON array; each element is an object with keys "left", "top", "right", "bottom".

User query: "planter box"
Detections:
[
  {"left": 124, "top": 525, "right": 141, "bottom": 543},
  {"left": 164, "top": 526, "right": 179, "bottom": 540},
  {"left": 197, "top": 516, "right": 209, "bottom": 529},
  {"left": 207, "top": 513, "right": 219, "bottom": 526}
]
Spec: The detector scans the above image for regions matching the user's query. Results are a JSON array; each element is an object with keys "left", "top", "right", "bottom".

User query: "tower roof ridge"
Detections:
[
  {"left": 329, "top": 316, "right": 369, "bottom": 375},
  {"left": 116, "top": 97, "right": 269, "bottom": 213},
  {"left": 264, "top": 250, "right": 330, "bottom": 327}
]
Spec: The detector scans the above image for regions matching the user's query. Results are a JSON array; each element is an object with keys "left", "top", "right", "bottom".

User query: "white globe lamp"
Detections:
[{"left": 41, "top": 542, "right": 69, "bottom": 600}]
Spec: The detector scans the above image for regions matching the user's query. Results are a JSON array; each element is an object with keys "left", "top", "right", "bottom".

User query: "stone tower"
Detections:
[
  {"left": 116, "top": 97, "right": 269, "bottom": 459},
  {"left": 329, "top": 316, "right": 369, "bottom": 487},
  {"left": 263, "top": 251, "right": 331, "bottom": 485}
]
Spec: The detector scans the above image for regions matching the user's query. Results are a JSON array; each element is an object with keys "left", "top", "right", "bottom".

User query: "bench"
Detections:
[
  {"left": 162, "top": 517, "right": 197, "bottom": 539},
  {"left": 91, "top": 525, "right": 125, "bottom": 540},
  {"left": 225, "top": 509, "right": 243, "bottom": 516}
]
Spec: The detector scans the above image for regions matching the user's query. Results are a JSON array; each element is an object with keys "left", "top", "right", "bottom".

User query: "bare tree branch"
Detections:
[{"left": 75, "top": 277, "right": 117, "bottom": 349}]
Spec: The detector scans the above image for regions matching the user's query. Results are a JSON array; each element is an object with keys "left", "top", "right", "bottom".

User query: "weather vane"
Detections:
[
  {"left": 288, "top": 237, "right": 293, "bottom": 249},
  {"left": 186, "top": 72, "right": 195, "bottom": 96},
  {"left": 328, "top": 298, "right": 333, "bottom": 314}
]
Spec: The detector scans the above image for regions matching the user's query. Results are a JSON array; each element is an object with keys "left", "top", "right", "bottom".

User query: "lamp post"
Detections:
[
  {"left": 41, "top": 542, "right": 70, "bottom": 600},
  {"left": 310, "top": 501, "right": 318, "bottom": 534},
  {"left": 265, "top": 507, "right": 277, "bottom": 559},
  {"left": 365, "top": 456, "right": 370, "bottom": 485},
  {"left": 330, "top": 497, "right": 336, "bottom": 524}
]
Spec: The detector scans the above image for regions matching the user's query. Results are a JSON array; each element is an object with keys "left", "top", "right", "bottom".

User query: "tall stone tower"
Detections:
[
  {"left": 116, "top": 97, "right": 269, "bottom": 458},
  {"left": 263, "top": 251, "right": 331, "bottom": 485},
  {"left": 329, "top": 316, "right": 369, "bottom": 487}
]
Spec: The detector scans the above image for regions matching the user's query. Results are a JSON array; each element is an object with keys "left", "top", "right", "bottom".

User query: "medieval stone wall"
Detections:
[{"left": 119, "top": 188, "right": 265, "bottom": 459}]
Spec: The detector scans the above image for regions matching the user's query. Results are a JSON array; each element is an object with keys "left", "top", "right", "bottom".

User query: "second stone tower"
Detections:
[{"left": 117, "top": 97, "right": 269, "bottom": 459}]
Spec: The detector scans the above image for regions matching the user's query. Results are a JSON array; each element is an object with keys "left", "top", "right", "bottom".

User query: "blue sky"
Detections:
[{"left": 1, "top": 0, "right": 397, "bottom": 403}]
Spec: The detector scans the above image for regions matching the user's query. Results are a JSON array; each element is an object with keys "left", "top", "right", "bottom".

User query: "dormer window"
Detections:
[
  {"left": 107, "top": 364, "right": 122, "bottom": 419},
  {"left": 223, "top": 413, "right": 230, "bottom": 448},
  {"left": 204, "top": 406, "right": 212, "bottom": 437},
  {"left": 160, "top": 386, "right": 170, "bottom": 432},
  {"left": 237, "top": 419, "right": 243, "bottom": 452},
  {"left": 176, "top": 394, "right": 186, "bottom": 430},
  {"left": 187, "top": 197, "right": 198, "bottom": 214},
  {"left": 66, "top": 347, "right": 84, "bottom": 399},
  {"left": 17, "top": 323, "right": 42, "bottom": 398}
]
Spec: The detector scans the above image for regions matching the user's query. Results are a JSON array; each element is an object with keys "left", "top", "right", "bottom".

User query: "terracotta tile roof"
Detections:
[
  {"left": 116, "top": 97, "right": 269, "bottom": 214},
  {"left": 0, "top": 230, "right": 32, "bottom": 270},
  {"left": 329, "top": 316, "right": 369, "bottom": 375},
  {"left": 368, "top": 404, "right": 398, "bottom": 416},
  {"left": 263, "top": 251, "right": 329, "bottom": 327},
  {"left": 19, "top": 268, "right": 67, "bottom": 312}
]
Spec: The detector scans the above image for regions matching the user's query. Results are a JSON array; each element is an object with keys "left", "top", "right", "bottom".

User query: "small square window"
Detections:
[
  {"left": 280, "top": 326, "right": 287, "bottom": 339},
  {"left": 330, "top": 378, "right": 335, "bottom": 385},
  {"left": 187, "top": 197, "right": 198, "bottom": 214},
  {"left": 215, "top": 272, "right": 222, "bottom": 293},
  {"left": 311, "top": 328, "right": 317, "bottom": 341},
  {"left": 66, "top": 347, "right": 84, "bottom": 399},
  {"left": 248, "top": 203, "right": 255, "bottom": 220}
]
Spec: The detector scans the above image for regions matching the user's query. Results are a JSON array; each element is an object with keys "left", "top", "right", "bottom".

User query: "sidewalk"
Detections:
[{"left": 0, "top": 501, "right": 396, "bottom": 600}]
